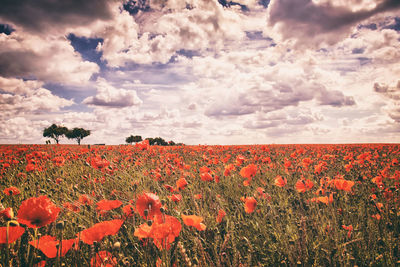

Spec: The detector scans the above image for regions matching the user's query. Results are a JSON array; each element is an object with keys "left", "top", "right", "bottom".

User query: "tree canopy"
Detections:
[
  {"left": 126, "top": 135, "right": 143, "bottom": 144},
  {"left": 66, "top": 128, "right": 91, "bottom": 145},
  {"left": 43, "top": 124, "right": 68, "bottom": 144}
]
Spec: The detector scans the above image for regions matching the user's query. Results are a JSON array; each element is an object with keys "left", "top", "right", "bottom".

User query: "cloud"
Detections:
[
  {"left": 82, "top": 78, "right": 142, "bottom": 108},
  {"left": 92, "top": 0, "right": 247, "bottom": 66},
  {"left": 0, "top": 78, "right": 74, "bottom": 118},
  {"left": 266, "top": 0, "right": 400, "bottom": 48},
  {"left": 0, "top": 32, "right": 99, "bottom": 84},
  {"left": 374, "top": 80, "right": 400, "bottom": 122},
  {"left": 0, "top": 0, "right": 116, "bottom": 34}
]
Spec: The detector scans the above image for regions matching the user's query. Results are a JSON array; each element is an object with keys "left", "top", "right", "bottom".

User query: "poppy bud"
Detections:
[
  {"left": 160, "top": 207, "right": 165, "bottom": 214},
  {"left": 78, "top": 225, "right": 86, "bottom": 231},
  {"left": 143, "top": 209, "right": 149, "bottom": 217},
  {"left": 147, "top": 220, "right": 153, "bottom": 226},
  {"left": 0, "top": 207, "right": 14, "bottom": 220},
  {"left": 161, "top": 199, "right": 166, "bottom": 205},
  {"left": 56, "top": 221, "right": 65, "bottom": 230},
  {"left": 113, "top": 242, "right": 121, "bottom": 250}
]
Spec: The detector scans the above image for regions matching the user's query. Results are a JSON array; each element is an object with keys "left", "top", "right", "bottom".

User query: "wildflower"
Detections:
[
  {"left": 3, "top": 186, "right": 21, "bottom": 196},
  {"left": 181, "top": 214, "right": 206, "bottom": 231},
  {"left": 18, "top": 196, "right": 60, "bottom": 228},
  {"left": 342, "top": 224, "right": 353, "bottom": 239},
  {"left": 168, "top": 194, "right": 182, "bottom": 202},
  {"left": 122, "top": 204, "right": 136, "bottom": 217},
  {"left": 176, "top": 178, "right": 188, "bottom": 191},
  {"left": 136, "top": 192, "right": 162, "bottom": 219},
  {"left": 78, "top": 219, "right": 124, "bottom": 245},
  {"left": 295, "top": 179, "right": 314, "bottom": 193},
  {"left": 96, "top": 199, "right": 123, "bottom": 212},
  {"left": 216, "top": 209, "right": 226, "bottom": 223},
  {"left": 244, "top": 197, "right": 257, "bottom": 213},
  {"left": 274, "top": 175, "right": 287, "bottom": 187},
  {"left": 0, "top": 226, "right": 25, "bottom": 244},
  {"left": 29, "top": 235, "right": 75, "bottom": 258},
  {"left": 332, "top": 179, "right": 355, "bottom": 192},
  {"left": 134, "top": 214, "right": 181, "bottom": 250}
]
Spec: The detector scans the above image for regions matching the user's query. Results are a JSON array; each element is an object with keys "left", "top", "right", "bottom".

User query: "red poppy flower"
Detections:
[
  {"left": 134, "top": 223, "right": 152, "bottom": 239},
  {"left": 136, "top": 192, "right": 162, "bottom": 219},
  {"left": 274, "top": 176, "right": 287, "bottom": 187},
  {"left": 200, "top": 172, "right": 213, "bottom": 182},
  {"left": 52, "top": 156, "right": 66, "bottom": 167},
  {"left": 3, "top": 186, "right": 21, "bottom": 196},
  {"left": 18, "top": 196, "right": 61, "bottom": 228},
  {"left": 90, "top": 250, "right": 117, "bottom": 267},
  {"left": 244, "top": 197, "right": 257, "bottom": 213},
  {"left": 216, "top": 209, "right": 226, "bottom": 223},
  {"left": 194, "top": 194, "right": 202, "bottom": 200},
  {"left": 168, "top": 194, "right": 182, "bottom": 202},
  {"left": 78, "top": 219, "right": 124, "bottom": 245},
  {"left": 29, "top": 235, "right": 75, "bottom": 258},
  {"left": 134, "top": 215, "right": 181, "bottom": 250},
  {"left": 122, "top": 204, "right": 136, "bottom": 217},
  {"left": 310, "top": 194, "right": 334, "bottom": 205},
  {"left": 240, "top": 164, "right": 257, "bottom": 179},
  {"left": 332, "top": 179, "right": 355, "bottom": 192},
  {"left": 342, "top": 224, "right": 353, "bottom": 238},
  {"left": 164, "top": 184, "right": 175, "bottom": 192},
  {"left": 181, "top": 214, "right": 206, "bottom": 231},
  {"left": 224, "top": 164, "right": 235, "bottom": 176},
  {"left": 295, "top": 179, "right": 314, "bottom": 193},
  {"left": 96, "top": 199, "right": 123, "bottom": 211},
  {"left": 152, "top": 215, "right": 182, "bottom": 250},
  {"left": 63, "top": 202, "right": 81, "bottom": 213},
  {"left": 0, "top": 226, "right": 25, "bottom": 244},
  {"left": 176, "top": 178, "right": 188, "bottom": 191},
  {"left": 78, "top": 194, "right": 93, "bottom": 205}
]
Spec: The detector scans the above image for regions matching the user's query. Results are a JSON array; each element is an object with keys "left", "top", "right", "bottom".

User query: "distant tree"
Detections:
[
  {"left": 145, "top": 137, "right": 168, "bottom": 146},
  {"left": 43, "top": 124, "right": 68, "bottom": 144},
  {"left": 126, "top": 135, "right": 143, "bottom": 144},
  {"left": 168, "top": 140, "right": 176, "bottom": 146},
  {"left": 66, "top": 127, "right": 91, "bottom": 145}
]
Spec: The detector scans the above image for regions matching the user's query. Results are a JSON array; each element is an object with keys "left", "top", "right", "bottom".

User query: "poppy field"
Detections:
[{"left": 0, "top": 143, "right": 399, "bottom": 266}]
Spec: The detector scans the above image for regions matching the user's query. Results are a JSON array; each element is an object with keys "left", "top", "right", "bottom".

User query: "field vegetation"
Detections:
[{"left": 0, "top": 143, "right": 399, "bottom": 266}]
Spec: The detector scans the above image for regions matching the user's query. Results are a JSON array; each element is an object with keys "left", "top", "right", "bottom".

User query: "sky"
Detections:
[{"left": 0, "top": 0, "right": 399, "bottom": 145}]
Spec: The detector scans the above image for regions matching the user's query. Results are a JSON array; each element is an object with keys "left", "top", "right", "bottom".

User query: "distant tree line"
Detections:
[
  {"left": 125, "top": 135, "right": 183, "bottom": 146},
  {"left": 43, "top": 124, "right": 90, "bottom": 145}
]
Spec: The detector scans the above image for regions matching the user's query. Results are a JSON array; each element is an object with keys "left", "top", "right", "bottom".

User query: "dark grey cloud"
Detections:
[
  {"left": 267, "top": 0, "right": 400, "bottom": 47},
  {"left": 0, "top": 0, "right": 117, "bottom": 33}
]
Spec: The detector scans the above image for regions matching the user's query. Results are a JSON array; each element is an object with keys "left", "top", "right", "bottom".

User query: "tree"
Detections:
[
  {"left": 126, "top": 135, "right": 143, "bottom": 144},
  {"left": 66, "top": 127, "right": 91, "bottom": 145},
  {"left": 145, "top": 137, "right": 168, "bottom": 146},
  {"left": 43, "top": 124, "right": 68, "bottom": 144}
]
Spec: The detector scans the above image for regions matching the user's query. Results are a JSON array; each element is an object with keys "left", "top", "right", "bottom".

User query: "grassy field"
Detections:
[{"left": 0, "top": 143, "right": 399, "bottom": 266}]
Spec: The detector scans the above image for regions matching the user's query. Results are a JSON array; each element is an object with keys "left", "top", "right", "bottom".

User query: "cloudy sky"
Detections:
[{"left": 0, "top": 0, "right": 399, "bottom": 145}]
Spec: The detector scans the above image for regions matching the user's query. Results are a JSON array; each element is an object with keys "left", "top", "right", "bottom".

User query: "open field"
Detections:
[{"left": 0, "top": 143, "right": 399, "bottom": 266}]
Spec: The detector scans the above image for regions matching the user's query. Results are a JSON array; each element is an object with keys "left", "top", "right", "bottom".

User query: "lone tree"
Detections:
[
  {"left": 43, "top": 124, "right": 68, "bottom": 144},
  {"left": 126, "top": 135, "right": 143, "bottom": 144},
  {"left": 66, "top": 127, "right": 91, "bottom": 145}
]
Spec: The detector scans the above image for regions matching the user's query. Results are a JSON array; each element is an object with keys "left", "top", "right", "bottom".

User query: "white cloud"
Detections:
[{"left": 82, "top": 78, "right": 142, "bottom": 108}]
